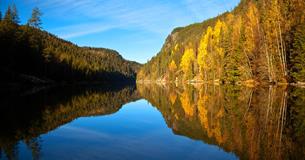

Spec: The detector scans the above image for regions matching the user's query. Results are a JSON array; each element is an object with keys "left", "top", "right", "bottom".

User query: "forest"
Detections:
[
  {"left": 0, "top": 5, "right": 141, "bottom": 84},
  {"left": 137, "top": 0, "right": 305, "bottom": 85}
]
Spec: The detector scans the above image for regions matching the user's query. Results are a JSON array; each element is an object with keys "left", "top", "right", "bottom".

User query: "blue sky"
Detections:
[{"left": 1, "top": 0, "right": 240, "bottom": 63}]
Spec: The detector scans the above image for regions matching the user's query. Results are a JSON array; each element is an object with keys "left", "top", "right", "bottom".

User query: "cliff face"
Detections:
[{"left": 137, "top": 0, "right": 305, "bottom": 84}]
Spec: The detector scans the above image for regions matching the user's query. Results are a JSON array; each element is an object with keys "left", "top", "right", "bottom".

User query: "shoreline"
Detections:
[{"left": 136, "top": 79, "right": 305, "bottom": 88}]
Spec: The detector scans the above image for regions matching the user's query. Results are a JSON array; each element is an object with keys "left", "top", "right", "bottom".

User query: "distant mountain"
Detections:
[
  {"left": 137, "top": 0, "right": 305, "bottom": 85},
  {"left": 0, "top": 20, "right": 141, "bottom": 84}
]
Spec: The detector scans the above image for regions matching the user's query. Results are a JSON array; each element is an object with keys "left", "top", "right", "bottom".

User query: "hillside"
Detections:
[
  {"left": 0, "top": 8, "right": 141, "bottom": 84},
  {"left": 137, "top": 0, "right": 305, "bottom": 85}
]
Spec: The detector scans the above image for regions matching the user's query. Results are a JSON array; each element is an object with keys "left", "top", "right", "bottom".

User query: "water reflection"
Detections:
[
  {"left": 0, "top": 84, "right": 304, "bottom": 160},
  {"left": 138, "top": 84, "right": 305, "bottom": 160},
  {"left": 0, "top": 85, "right": 140, "bottom": 160}
]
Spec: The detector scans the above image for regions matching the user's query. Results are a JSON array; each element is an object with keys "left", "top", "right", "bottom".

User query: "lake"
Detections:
[{"left": 0, "top": 84, "right": 304, "bottom": 160}]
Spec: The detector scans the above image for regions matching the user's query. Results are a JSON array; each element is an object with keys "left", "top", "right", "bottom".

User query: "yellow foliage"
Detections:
[
  {"left": 213, "top": 20, "right": 223, "bottom": 44},
  {"left": 244, "top": 2, "right": 259, "bottom": 55},
  {"left": 171, "top": 44, "right": 179, "bottom": 55},
  {"left": 180, "top": 91, "right": 195, "bottom": 117},
  {"left": 198, "top": 95, "right": 209, "bottom": 131},
  {"left": 232, "top": 16, "right": 243, "bottom": 49},
  {"left": 169, "top": 91, "right": 177, "bottom": 105},
  {"left": 198, "top": 27, "right": 213, "bottom": 76},
  {"left": 197, "top": 92, "right": 224, "bottom": 144},
  {"left": 174, "top": 44, "right": 179, "bottom": 52},
  {"left": 213, "top": 20, "right": 225, "bottom": 57},
  {"left": 169, "top": 60, "right": 177, "bottom": 72},
  {"left": 180, "top": 48, "right": 195, "bottom": 79},
  {"left": 198, "top": 21, "right": 226, "bottom": 79}
]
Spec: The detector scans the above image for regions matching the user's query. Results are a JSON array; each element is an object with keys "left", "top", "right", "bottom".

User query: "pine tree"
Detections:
[
  {"left": 223, "top": 16, "right": 243, "bottom": 83},
  {"left": 11, "top": 4, "right": 20, "bottom": 24},
  {"left": 290, "top": 23, "right": 305, "bottom": 82},
  {"left": 4, "top": 6, "right": 13, "bottom": 23},
  {"left": 28, "top": 7, "right": 42, "bottom": 28}
]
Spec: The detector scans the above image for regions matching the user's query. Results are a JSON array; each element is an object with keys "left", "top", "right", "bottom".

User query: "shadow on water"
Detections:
[
  {"left": 137, "top": 83, "right": 305, "bottom": 160},
  {"left": 0, "top": 84, "right": 141, "bottom": 160}
]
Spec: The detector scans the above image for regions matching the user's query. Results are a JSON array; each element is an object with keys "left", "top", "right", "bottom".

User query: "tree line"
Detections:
[
  {"left": 0, "top": 4, "right": 141, "bottom": 84},
  {"left": 137, "top": 0, "right": 305, "bottom": 85}
]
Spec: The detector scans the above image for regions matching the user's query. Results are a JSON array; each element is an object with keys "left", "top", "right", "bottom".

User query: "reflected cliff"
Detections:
[
  {"left": 137, "top": 84, "right": 305, "bottom": 160},
  {"left": 0, "top": 85, "right": 141, "bottom": 160}
]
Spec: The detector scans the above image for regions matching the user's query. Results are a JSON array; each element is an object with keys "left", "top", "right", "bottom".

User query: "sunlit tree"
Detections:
[
  {"left": 28, "top": 7, "right": 42, "bottom": 28},
  {"left": 198, "top": 27, "right": 213, "bottom": 80},
  {"left": 180, "top": 47, "right": 195, "bottom": 80}
]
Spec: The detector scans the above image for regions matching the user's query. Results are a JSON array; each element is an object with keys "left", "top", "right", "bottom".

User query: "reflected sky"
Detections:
[
  {"left": 9, "top": 100, "right": 237, "bottom": 160},
  {"left": 3, "top": 84, "right": 303, "bottom": 160}
]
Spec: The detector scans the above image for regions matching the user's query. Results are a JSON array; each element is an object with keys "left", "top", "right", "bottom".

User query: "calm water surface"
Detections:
[{"left": 0, "top": 84, "right": 304, "bottom": 160}]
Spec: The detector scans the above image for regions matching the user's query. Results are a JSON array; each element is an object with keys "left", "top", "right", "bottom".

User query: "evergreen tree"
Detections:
[
  {"left": 28, "top": 7, "right": 42, "bottom": 28},
  {"left": 11, "top": 4, "right": 20, "bottom": 24},
  {"left": 3, "top": 6, "right": 13, "bottom": 23},
  {"left": 290, "top": 23, "right": 305, "bottom": 82}
]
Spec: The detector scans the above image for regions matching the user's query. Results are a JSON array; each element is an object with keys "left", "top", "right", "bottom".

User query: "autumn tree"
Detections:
[
  {"left": 198, "top": 27, "right": 213, "bottom": 81},
  {"left": 243, "top": 2, "right": 259, "bottom": 79},
  {"left": 180, "top": 47, "right": 195, "bottom": 80},
  {"left": 168, "top": 60, "right": 177, "bottom": 80},
  {"left": 137, "top": 0, "right": 305, "bottom": 84},
  {"left": 261, "top": 0, "right": 287, "bottom": 82},
  {"left": 211, "top": 20, "right": 225, "bottom": 81}
]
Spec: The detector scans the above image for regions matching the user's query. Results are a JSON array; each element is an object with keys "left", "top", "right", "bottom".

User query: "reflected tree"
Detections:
[
  {"left": 137, "top": 83, "right": 305, "bottom": 160},
  {"left": 0, "top": 85, "right": 141, "bottom": 159}
]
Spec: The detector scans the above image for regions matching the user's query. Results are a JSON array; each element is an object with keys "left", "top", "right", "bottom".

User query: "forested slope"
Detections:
[
  {"left": 137, "top": 0, "right": 305, "bottom": 85},
  {"left": 0, "top": 6, "right": 141, "bottom": 84}
]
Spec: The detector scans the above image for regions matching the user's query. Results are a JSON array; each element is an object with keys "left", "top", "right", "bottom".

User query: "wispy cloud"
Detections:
[
  {"left": 22, "top": 0, "right": 240, "bottom": 62},
  {"left": 30, "top": 0, "right": 197, "bottom": 38},
  {"left": 51, "top": 23, "right": 119, "bottom": 39}
]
